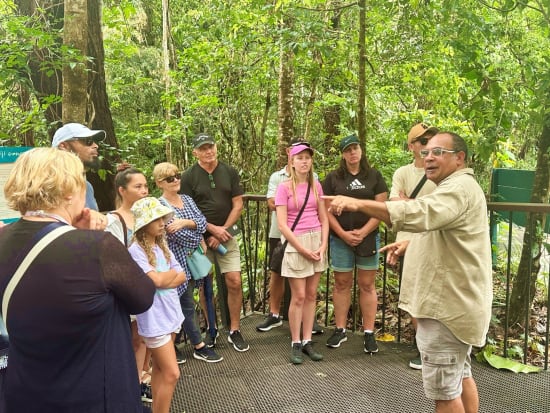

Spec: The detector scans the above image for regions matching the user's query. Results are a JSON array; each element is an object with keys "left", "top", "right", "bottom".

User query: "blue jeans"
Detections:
[{"left": 179, "top": 281, "right": 202, "bottom": 346}]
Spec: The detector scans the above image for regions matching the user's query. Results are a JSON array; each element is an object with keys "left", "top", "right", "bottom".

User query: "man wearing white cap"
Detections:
[{"left": 52, "top": 122, "right": 106, "bottom": 211}]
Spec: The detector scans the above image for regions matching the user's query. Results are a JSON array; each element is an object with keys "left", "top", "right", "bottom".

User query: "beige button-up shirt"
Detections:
[{"left": 386, "top": 168, "right": 493, "bottom": 346}]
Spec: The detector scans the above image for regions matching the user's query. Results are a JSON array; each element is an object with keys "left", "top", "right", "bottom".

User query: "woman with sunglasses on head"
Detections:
[
  {"left": 153, "top": 163, "right": 223, "bottom": 363},
  {"left": 105, "top": 165, "right": 154, "bottom": 402},
  {"left": 275, "top": 142, "right": 328, "bottom": 364},
  {"left": 322, "top": 134, "right": 388, "bottom": 354}
]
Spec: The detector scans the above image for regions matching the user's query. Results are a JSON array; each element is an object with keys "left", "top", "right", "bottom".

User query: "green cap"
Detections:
[{"left": 339, "top": 134, "right": 359, "bottom": 152}]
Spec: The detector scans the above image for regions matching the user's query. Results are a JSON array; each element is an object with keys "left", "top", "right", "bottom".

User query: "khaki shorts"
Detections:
[
  {"left": 416, "top": 318, "right": 472, "bottom": 401},
  {"left": 206, "top": 237, "right": 241, "bottom": 274},
  {"left": 281, "top": 231, "right": 327, "bottom": 278}
]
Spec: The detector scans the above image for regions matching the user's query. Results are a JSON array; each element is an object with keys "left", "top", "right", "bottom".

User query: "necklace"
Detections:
[{"left": 24, "top": 210, "right": 70, "bottom": 225}]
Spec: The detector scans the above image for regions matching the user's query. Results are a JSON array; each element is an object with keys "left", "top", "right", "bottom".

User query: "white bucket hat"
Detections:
[{"left": 131, "top": 197, "right": 174, "bottom": 233}]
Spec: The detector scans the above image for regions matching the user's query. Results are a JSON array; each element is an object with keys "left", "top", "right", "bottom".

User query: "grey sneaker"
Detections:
[
  {"left": 302, "top": 341, "right": 323, "bottom": 361},
  {"left": 312, "top": 320, "right": 324, "bottom": 335},
  {"left": 193, "top": 345, "right": 223, "bottom": 363},
  {"left": 409, "top": 352, "right": 422, "bottom": 370},
  {"left": 228, "top": 330, "right": 250, "bottom": 352},
  {"left": 204, "top": 329, "right": 218, "bottom": 348},
  {"left": 326, "top": 328, "right": 348, "bottom": 348},
  {"left": 364, "top": 332, "right": 379, "bottom": 354},
  {"left": 290, "top": 343, "right": 303, "bottom": 364},
  {"left": 256, "top": 313, "right": 283, "bottom": 331}
]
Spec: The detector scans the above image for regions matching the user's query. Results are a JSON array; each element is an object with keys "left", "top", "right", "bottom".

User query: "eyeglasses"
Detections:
[
  {"left": 161, "top": 175, "right": 180, "bottom": 183},
  {"left": 70, "top": 137, "right": 96, "bottom": 146},
  {"left": 419, "top": 147, "right": 457, "bottom": 158},
  {"left": 208, "top": 173, "right": 216, "bottom": 189},
  {"left": 413, "top": 137, "right": 429, "bottom": 145}
]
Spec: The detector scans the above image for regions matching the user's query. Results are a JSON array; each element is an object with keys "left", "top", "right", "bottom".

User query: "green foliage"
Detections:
[
  {"left": 2, "top": 0, "right": 550, "bottom": 194},
  {"left": 476, "top": 344, "right": 541, "bottom": 373}
]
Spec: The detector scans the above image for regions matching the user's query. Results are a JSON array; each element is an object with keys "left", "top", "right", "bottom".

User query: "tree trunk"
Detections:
[
  {"left": 357, "top": 0, "right": 366, "bottom": 148},
  {"left": 162, "top": 0, "right": 172, "bottom": 163},
  {"left": 83, "top": 0, "right": 118, "bottom": 211},
  {"left": 277, "top": 24, "right": 294, "bottom": 169},
  {"left": 63, "top": 0, "right": 88, "bottom": 121},
  {"left": 509, "top": 117, "right": 550, "bottom": 325},
  {"left": 15, "top": 0, "right": 63, "bottom": 137}
]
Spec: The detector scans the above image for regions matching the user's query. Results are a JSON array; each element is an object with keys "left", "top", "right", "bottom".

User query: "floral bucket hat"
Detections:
[{"left": 131, "top": 197, "right": 174, "bottom": 233}]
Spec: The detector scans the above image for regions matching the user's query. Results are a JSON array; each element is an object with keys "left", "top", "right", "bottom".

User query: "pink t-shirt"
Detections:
[{"left": 275, "top": 181, "right": 323, "bottom": 235}]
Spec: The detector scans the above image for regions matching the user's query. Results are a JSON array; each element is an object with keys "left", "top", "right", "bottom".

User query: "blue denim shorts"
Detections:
[{"left": 329, "top": 234, "right": 380, "bottom": 272}]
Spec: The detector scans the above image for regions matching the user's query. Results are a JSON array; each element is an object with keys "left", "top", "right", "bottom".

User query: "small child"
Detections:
[{"left": 128, "top": 197, "right": 187, "bottom": 413}]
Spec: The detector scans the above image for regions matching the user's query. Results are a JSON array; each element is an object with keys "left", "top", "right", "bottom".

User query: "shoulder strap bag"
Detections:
[
  {"left": 409, "top": 175, "right": 427, "bottom": 199},
  {"left": 2, "top": 223, "right": 75, "bottom": 334},
  {"left": 269, "top": 181, "right": 311, "bottom": 273}
]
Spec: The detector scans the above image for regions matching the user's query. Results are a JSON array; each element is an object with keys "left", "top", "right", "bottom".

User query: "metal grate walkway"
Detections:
[{"left": 170, "top": 314, "right": 549, "bottom": 413}]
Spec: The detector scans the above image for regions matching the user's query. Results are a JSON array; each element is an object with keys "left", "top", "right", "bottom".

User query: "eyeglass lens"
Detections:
[
  {"left": 420, "top": 148, "right": 455, "bottom": 157},
  {"left": 415, "top": 137, "right": 429, "bottom": 145},
  {"left": 208, "top": 174, "right": 216, "bottom": 189},
  {"left": 76, "top": 137, "right": 95, "bottom": 146},
  {"left": 164, "top": 175, "right": 180, "bottom": 183}
]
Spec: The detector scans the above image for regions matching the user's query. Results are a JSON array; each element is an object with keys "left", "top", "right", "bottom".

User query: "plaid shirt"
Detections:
[{"left": 159, "top": 195, "right": 207, "bottom": 295}]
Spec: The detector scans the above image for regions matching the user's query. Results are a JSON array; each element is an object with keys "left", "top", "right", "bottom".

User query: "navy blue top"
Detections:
[{"left": 0, "top": 220, "right": 155, "bottom": 412}]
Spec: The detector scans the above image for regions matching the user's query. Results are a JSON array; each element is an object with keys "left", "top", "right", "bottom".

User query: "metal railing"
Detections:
[{"left": 224, "top": 196, "right": 550, "bottom": 370}]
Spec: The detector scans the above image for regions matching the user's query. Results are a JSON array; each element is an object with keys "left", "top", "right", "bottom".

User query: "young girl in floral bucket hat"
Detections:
[{"left": 128, "top": 197, "right": 187, "bottom": 413}]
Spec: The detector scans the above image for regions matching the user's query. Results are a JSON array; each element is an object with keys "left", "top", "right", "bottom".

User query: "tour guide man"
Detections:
[{"left": 324, "top": 131, "right": 492, "bottom": 413}]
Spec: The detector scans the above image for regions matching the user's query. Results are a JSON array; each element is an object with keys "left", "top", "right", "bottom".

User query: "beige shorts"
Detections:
[
  {"left": 416, "top": 318, "right": 472, "bottom": 401},
  {"left": 206, "top": 237, "right": 241, "bottom": 274},
  {"left": 281, "top": 231, "right": 327, "bottom": 278}
]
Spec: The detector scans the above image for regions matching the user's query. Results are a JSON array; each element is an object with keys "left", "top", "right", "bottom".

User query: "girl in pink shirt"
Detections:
[{"left": 274, "top": 143, "right": 329, "bottom": 364}]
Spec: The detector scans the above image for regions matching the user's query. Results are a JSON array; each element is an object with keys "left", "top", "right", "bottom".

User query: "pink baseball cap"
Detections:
[{"left": 289, "top": 143, "right": 314, "bottom": 157}]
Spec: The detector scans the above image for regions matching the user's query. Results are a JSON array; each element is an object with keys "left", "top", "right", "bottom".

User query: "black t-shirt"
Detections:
[
  {"left": 322, "top": 167, "right": 388, "bottom": 232},
  {"left": 180, "top": 161, "right": 244, "bottom": 227}
]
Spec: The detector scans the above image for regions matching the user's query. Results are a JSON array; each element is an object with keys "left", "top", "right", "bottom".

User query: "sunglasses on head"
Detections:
[
  {"left": 413, "top": 137, "right": 430, "bottom": 145},
  {"left": 161, "top": 175, "right": 180, "bottom": 183},
  {"left": 290, "top": 141, "right": 311, "bottom": 148},
  {"left": 70, "top": 137, "right": 96, "bottom": 146}
]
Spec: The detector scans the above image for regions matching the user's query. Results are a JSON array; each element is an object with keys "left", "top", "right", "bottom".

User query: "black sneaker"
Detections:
[
  {"left": 193, "top": 346, "right": 224, "bottom": 363},
  {"left": 204, "top": 329, "right": 218, "bottom": 348},
  {"left": 174, "top": 346, "right": 187, "bottom": 364},
  {"left": 290, "top": 343, "right": 303, "bottom": 364},
  {"left": 326, "top": 328, "right": 348, "bottom": 348},
  {"left": 364, "top": 332, "right": 379, "bottom": 354},
  {"left": 228, "top": 330, "right": 250, "bottom": 352},
  {"left": 140, "top": 382, "right": 153, "bottom": 403},
  {"left": 302, "top": 341, "right": 323, "bottom": 361},
  {"left": 312, "top": 320, "right": 324, "bottom": 335},
  {"left": 256, "top": 313, "right": 283, "bottom": 331}
]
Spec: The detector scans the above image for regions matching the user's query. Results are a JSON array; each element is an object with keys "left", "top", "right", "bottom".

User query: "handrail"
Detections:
[{"left": 233, "top": 195, "right": 550, "bottom": 369}]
